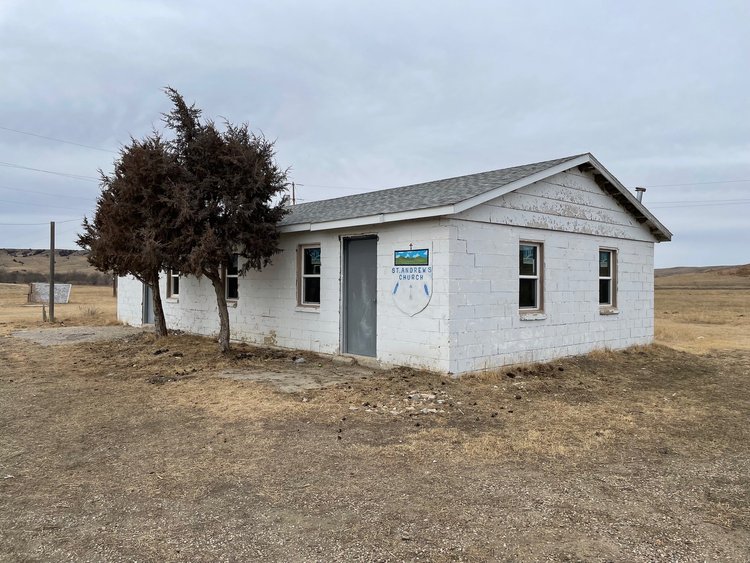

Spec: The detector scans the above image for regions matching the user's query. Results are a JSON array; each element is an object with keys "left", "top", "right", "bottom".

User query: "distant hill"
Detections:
[
  {"left": 655, "top": 264, "right": 750, "bottom": 277},
  {"left": 655, "top": 264, "right": 750, "bottom": 289},
  {"left": 3, "top": 248, "right": 748, "bottom": 290},
  {"left": 0, "top": 249, "right": 110, "bottom": 285}
]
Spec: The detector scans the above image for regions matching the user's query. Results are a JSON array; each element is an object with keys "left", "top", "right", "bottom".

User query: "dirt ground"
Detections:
[{"left": 1, "top": 283, "right": 749, "bottom": 561}]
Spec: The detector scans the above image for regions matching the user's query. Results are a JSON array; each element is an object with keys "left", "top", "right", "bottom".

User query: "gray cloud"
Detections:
[{"left": 1, "top": 0, "right": 748, "bottom": 266}]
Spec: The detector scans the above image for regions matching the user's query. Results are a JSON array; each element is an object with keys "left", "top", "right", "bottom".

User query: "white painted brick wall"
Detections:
[
  {"left": 117, "top": 168, "right": 661, "bottom": 374},
  {"left": 119, "top": 219, "right": 455, "bottom": 372},
  {"left": 446, "top": 167, "right": 656, "bottom": 373},
  {"left": 117, "top": 275, "right": 144, "bottom": 325}
]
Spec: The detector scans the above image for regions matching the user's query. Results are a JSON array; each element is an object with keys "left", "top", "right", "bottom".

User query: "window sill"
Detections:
[
  {"left": 295, "top": 305, "right": 320, "bottom": 314},
  {"left": 165, "top": 297, "right": 179, "bottom": 304},
  {"left": 226, "top": 300, "right": 238, "bottom": 309},
  {"left": 599, "top": 307, "right": 619, "bottom": 316},
  {"left": 519, "top": 312, "right": 547, "bottom": 321}
]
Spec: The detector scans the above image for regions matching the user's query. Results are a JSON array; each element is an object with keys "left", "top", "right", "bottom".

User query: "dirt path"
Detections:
[
  {"left": 1, "top": 332, "right": 749, "bottom": 561},
  {"left": 11, "top": 325, "right": 146, "bottom": 346},
  {"left": 9, "top": 326, "right": 378, "bottom": 393}
]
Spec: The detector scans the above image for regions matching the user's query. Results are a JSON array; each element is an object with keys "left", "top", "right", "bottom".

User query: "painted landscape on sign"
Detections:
[{"left": 394, "top": 249, "right": 429, "bottom": 266}]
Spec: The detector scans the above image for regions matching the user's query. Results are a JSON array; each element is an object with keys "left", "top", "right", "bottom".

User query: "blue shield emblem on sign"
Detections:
[{"left": 392, "top": 245, "right": 432, "bottom": 316}]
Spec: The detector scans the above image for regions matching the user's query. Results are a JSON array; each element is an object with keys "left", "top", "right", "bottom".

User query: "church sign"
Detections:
[{"left": 391, "top": 244, "right": 432, "bottom": 316}]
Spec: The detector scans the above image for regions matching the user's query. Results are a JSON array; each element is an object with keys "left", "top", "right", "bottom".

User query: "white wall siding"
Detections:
[
  {"left": 457, "top": 169, "right": 658, "bottom": 243},
  {"left": 119, "top": 219, "right": 455, "bottom": 372},
  {"left": 157, "top": 230, "right": 343, "bottom": 354},
  {"left": 446, "top": 220, "right": 654, "bottom": 373},
  {"left": 375, "top": 220, "right": 453, "bottom": 371},
  {"left": 117, "top": 275, "right": 144, "bottom": 325},
  {"left": 117, "top": 167, "right": 659, "bottom": 374},
  {"left": 445, "top": 166, "right": 656, "bottom": 373}
]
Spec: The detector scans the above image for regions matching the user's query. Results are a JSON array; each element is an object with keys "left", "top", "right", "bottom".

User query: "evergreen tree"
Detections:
[
  {"left": 78, "top": 134, "right": 184, "bottom": 337},
  {"left": 163, "top": 88, "right": 289, "bottom": 352}
]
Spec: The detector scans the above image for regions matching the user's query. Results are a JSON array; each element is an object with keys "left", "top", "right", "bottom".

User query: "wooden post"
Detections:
[
  {"left": 49, "top": 221, "right": 55, "bottom": 323},
  {"left": 112, "top": 274, "right": 117, "bottom": 298}
]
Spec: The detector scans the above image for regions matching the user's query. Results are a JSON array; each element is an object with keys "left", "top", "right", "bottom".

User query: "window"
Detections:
[
  {"left": 519, "top": 243, "right": 542, "bottom": 310},
  {"left": 167, "top": 269, "right": 179, "bottom": 298},
  {"left": 225, "top": 254, "right": 239, "bottom": 300},
  {"left": 599, "top": 249, "right": 616, "bottom": 306},
  {"left": 299, "top": 245, "right": 321, "bottom": 305}
]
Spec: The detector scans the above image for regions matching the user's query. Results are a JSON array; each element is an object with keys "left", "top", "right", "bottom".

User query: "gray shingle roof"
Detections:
[{"left": 281, "top": 154, "right": 586, "bottom": 226}]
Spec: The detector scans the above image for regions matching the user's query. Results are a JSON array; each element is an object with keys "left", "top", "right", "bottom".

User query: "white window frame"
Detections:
[
  {"left": 167, "top": 269, "right": 179, "bottom": 298},
  {"left": 225, "top": 254, "right": 239, "bottom": 301},
  {"left": 599, "top": 248, "right": 617, "bottom": 307},
  {"left": 298, "top": 244, "right": 321, "bottom": 307},
  {"left": 519, "top": 242, "right": 543, "bottom": 311}
]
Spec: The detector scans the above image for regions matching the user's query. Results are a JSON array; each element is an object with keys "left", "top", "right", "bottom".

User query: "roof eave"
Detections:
[
  {"left": 279, "top": 153, "right": 673, "bottom": 242},
  {"left": 579, "top": 154, "right": 673, "bottom": 242},
  {"left": 278, "top": 204, "right": 457, "bottom": 233}
]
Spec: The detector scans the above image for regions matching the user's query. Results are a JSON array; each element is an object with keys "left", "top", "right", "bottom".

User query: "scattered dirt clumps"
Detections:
[{"left": 1, "top": 329, "right": 749, "bottom": 560}]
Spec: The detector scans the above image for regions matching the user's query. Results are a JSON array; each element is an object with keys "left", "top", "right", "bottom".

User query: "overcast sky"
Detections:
[{"left": 1, "top": 1, "right": 748, "bottom": 267}]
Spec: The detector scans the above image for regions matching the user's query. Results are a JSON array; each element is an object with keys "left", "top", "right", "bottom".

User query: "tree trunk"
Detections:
[
  {"left": 208, "top": 270, "right": 231, "bottom": 353},
  {"left": 150, "top": 272, "right": 168, "bottom": 337}
]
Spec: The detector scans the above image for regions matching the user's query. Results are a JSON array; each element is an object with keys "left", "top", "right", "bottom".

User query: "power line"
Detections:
[
  {"left": 55, "top": 222, "right": 86, "bottom": 236},
  {"left": 641, "top": 179, "right": 750, "bottom": 188},
  {"left": 649, "top": 200, "right": 750, "bottom": 209},
  {"left": 0, "top": 184, "right": 96, "bottom": 202},
  {"left": 0, "top": 197, "right": 94, "bottom": 212},
  {"left": 299, "top": 182, "right": 369, "bottom": 192},
  {"left": 0, "top": 217, "right": 82, "bottom": 226},
  {"left": 0, "top": 123, "right": 747, "bottom": 190},
  {"left": 0, "top": 160, "right": 100, "bottom": 182},
  {"left": 300, "top": 177, "right": 750, "bottom": 194},
  {"left": 0, "top": 125, "right": 117, "bottom": 154},
  {"left": 648, "top": 198, "right": 750, "bottom": 205}
]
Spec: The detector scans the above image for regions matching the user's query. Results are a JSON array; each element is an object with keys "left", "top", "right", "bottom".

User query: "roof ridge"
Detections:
[{"left": 288, "top": 153, "right": 587, "bottom": 210}]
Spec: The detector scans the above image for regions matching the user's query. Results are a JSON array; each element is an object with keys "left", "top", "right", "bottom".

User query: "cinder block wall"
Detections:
[
  {"left": 117, "top": 168, "right": 660, "bottom": 375},
  {"left": 121, "top": 219, "right": 455, "bottom": 372},
  {"left": 375, "top": 220, "right": 453, "bottom": 371},
  {"left": 446, "top": 220, "right": 654, "bottom": 373},
  {"left": 117, "top": 275, "right": 144, "bottom": 325},
  {"left": 445, "top": 168, "right": 656, "bottom": 373}
]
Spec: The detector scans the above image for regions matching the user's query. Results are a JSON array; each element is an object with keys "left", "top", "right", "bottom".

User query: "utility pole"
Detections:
[
  {"left": 49, "top": 221, "right": 55, "bottom": 322},
  {"left": 291, "top": 182, "right": 296, "bottom": 205}
]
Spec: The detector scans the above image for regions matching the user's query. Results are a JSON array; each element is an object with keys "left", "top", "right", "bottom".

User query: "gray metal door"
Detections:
[
  {"left": 143, "top": 284, "right": 154, "bottom": 324},
  {"left": 343, "top": 237, "right": 377, "bottom": 356}
]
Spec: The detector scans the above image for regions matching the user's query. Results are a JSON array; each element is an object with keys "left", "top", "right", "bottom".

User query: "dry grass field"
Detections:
[
  {"left": 654, "top": 265, "right": 750, "bottom": 352},
  {"left": 0, "top": 270, "right": 748, "bottom": 561},
  {"left": 0, "top": 283, "right": 116, "bottom": 335}
]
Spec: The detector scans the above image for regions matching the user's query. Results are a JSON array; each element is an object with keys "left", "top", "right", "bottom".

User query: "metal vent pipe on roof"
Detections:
[{"left": 635, "top": 187, "right": 646, "bottom": 202}]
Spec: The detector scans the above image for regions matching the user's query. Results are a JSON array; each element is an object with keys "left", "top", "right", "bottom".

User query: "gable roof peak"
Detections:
[
  {"left": 282, "top": 153, "right": 587, "bottom": 225},
  {"left": 280, "top": 152, "right": 671, "bottom": 242}
]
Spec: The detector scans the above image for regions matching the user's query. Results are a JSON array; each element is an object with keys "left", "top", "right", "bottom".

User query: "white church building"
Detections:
[{"left": 117, "top": 153, "right": 671, "bottom": 375}]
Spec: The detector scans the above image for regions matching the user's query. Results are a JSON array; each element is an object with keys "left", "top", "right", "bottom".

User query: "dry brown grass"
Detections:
[
  {"left": 655, "top": 288, "right": 750, "bottom": 352},
  {"left": 654, "top": 264, "right": 749, "bottom": 352},
  {"left": 0, "top": 283, "right": 117, "bottom": 335},
  {"left": 0, "top": 269, "right": 749, "bottom": 560}
]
